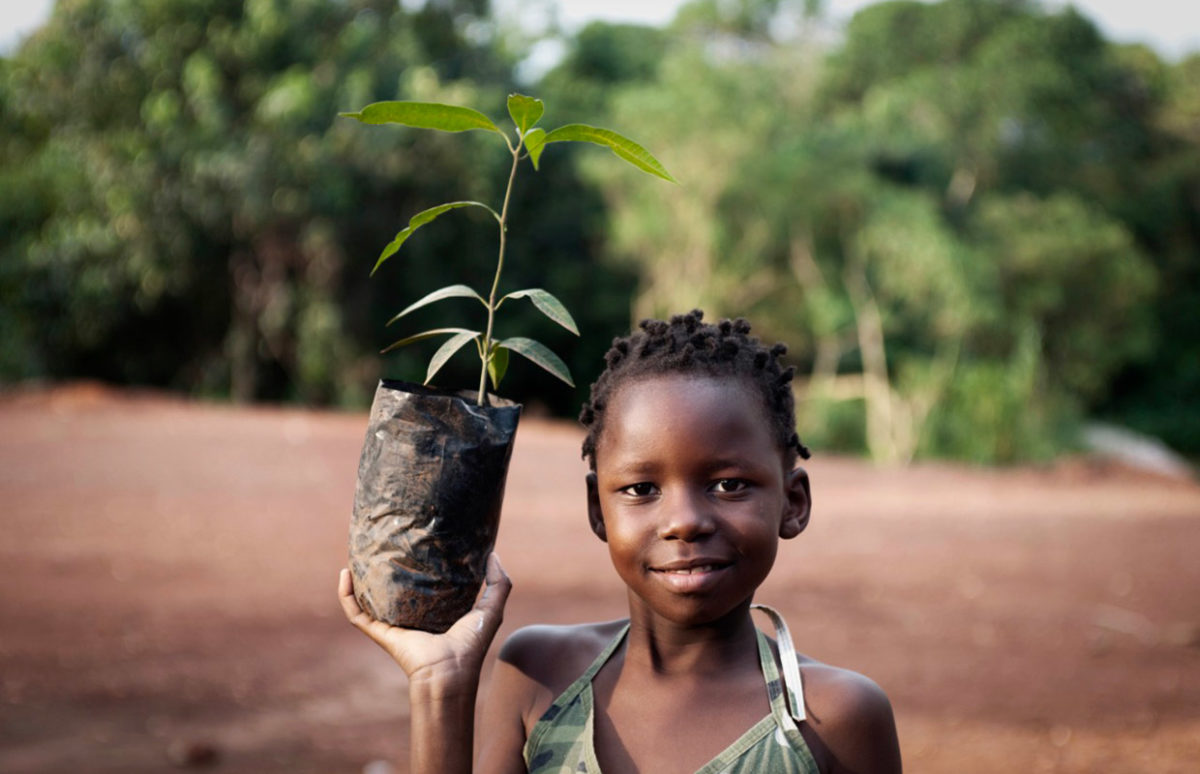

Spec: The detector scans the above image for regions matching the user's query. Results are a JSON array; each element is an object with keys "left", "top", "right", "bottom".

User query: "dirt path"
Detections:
[{"left": 1, "top": 384, "right": 1198, "bottom": 773}]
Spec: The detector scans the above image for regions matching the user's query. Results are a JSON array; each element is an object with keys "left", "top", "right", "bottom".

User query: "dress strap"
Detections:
[
  {"left": 539, "top": 621, "right": 630, "bottom": 718},
  {"left": 751, "top": 604, "right": 806, "bottom": 723},
  {"left": 581, "top": 622, "right": 630, "bottom": 682}
]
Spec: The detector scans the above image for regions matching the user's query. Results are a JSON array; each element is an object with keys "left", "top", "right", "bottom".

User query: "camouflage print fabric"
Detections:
[{"left": 523, "top": 623, "right": 819, "bottom": 774}]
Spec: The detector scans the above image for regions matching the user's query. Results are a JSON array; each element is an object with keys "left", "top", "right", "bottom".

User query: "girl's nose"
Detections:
[{"left": 658, "top": 489, "right": 716, "bottom": 541}]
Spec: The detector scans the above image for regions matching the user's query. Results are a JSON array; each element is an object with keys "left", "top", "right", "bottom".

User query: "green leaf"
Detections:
[
  {"left": 487, "top": 344, "right": 510, "bottom": 390},
  {"left": 372, "top": 201, "right": 498, "bottom": 275},
  {"left": 507, "top": 94, "right": 544, "bottom": 136},
  {"left": 499, "top": 337, "right": 575, "bottom": 387},
  {"left": 541, "top": 124, "right": 675, "bottom": 182},
  {"left": 425, "top": 330, "right": 480, "bottom": 385},
  {"left": 380, "top": 327, "right": 478, "bottom": 354},
  {"left": 387, "top": 284, "right": 486, "bottom": 325},
  {"left": 524, "top": 128, "right": 547, "bottom": 170},
  {"left": 501, "top": 288, "right": 579, "bottom": 335},
  {"left": 340, "top": 101, "right": 502, "bottom": 134}
]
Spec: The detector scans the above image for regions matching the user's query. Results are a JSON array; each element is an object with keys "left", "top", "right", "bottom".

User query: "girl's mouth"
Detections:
[
  {"left": 656, "top": 564, "right": 726, "bottom": 575},
  {"left": 649, "top": 561, "right": 732, "bottom": 592},
  {"left": 650, "top": 557, "right": 733, "bottom": 573}
]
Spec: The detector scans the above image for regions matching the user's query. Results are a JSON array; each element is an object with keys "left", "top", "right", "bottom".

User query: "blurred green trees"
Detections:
[
  {"left": 2, "top": 0, "right": 478, "bottom": 404},
  {"left": 2, "top": 0, "right": 1197, "bottom": 462},
  {"left": 582, "top": 0, "right": 1188, "bottom": 462}
]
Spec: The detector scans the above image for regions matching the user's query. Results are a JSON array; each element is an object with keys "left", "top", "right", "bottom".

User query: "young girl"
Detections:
[{"left": 338, "top": 310, "right": 902, "bottom": 773}]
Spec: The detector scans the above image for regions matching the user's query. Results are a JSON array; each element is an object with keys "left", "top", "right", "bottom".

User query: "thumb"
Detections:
[{"left": 450, "top": 552, "right": 512, "bottom": 644}]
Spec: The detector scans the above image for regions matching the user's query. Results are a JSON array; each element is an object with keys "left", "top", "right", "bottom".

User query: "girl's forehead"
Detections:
[
  {"left": 607, "top": 372, "right": 761, "bottom": 412},
  {"left": 597, "top": 373, "right": 777, "bottom": 456}
]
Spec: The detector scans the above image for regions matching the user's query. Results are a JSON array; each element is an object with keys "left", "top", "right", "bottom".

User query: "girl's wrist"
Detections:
[
  {"left": 408, "top": 669, "right": 479, "bottom": 774},
  {"left": 407, "top": 660, "right": 482, "bottom": 702}
]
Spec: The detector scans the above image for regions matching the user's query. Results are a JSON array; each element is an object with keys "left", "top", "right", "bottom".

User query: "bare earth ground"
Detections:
[{"left": 1, "top": 384, "right": 1198, "bottom": 774}]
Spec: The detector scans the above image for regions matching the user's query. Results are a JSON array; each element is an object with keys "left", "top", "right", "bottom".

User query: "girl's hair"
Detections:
[{"left": 579, "top": 309, "right": 811, "bottom": 469}]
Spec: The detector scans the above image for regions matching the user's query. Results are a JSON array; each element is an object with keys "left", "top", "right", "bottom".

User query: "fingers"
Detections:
[
  {"left": 338, "top": 568, "right": 381, "bottom": 634},
  {"left": 485, "top": 552, "right": 505, "bottom": 585},
  {"left": 337, "top": 568, "right": 359, "bottom": 617},
  {"left": 480, "top": 553, "right": 512, "bottom": 609},
  {"left": 474, "top": 552, "right": 513, "bottom": 637},
  {"left": 338, "top": 567, "right": 358, "bottom": 615},
  {"left": 341, "top": 558, "right": 511, "bottom": 660},
  {"left": 338, "top": 566, "right": 360, "bottom": 624},
  {"left": 445, "top": 552, "right": 511, "bottom": 643},
  {"left": 341, "top": 568, "right": 418, "bottom": 665}
]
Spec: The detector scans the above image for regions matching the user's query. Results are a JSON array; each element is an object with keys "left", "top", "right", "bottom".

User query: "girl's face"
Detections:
[{"left": 587, "top": 374, "right": 810, "bottom": 628}]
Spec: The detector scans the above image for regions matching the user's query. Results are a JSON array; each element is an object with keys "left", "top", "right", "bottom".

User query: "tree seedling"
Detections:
[{"left": 340, "top": 94, "right": 674, "bottom": 405}]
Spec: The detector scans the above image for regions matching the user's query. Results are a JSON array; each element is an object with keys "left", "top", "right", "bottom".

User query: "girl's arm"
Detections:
[{"left": 337, "top": 553, "right": 512, "bottom": 774}]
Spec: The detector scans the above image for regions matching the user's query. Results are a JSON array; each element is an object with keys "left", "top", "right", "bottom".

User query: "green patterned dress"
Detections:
[{"left": 523, "top": 608, "right": 820, "bottom": 774}]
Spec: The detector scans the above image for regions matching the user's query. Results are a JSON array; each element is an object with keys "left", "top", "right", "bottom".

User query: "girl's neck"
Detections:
[{"left": 621, "top": 602, "right": 760, "bottom": 677}]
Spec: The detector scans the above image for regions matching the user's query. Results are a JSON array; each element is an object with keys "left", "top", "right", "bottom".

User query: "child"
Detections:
[{"left": 339, "top": 310, "right": 902, "bottom": 773}]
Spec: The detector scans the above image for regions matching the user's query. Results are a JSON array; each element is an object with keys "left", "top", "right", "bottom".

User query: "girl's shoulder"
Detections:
[
  {"left": 491, "top": 619, "right": 628, "bottom": 730},
  {"left": 795, "top": 654, "right": 902, "bottom": 774},
  {"left": 498, "top": 618, "right": 627, "bottom": 688}
]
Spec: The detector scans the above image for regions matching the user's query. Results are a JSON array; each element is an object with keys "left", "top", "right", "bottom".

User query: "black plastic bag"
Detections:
[{"left": 349, "top": 380, "right": 521, "bottom": 632}]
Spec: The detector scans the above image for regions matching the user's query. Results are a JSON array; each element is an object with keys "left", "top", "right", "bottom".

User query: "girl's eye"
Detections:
[
  {"left": 620, "top": 482, "right": 657, "bottom": 497},
  {"left": 712, "top": 478, "right": 749, "bottom": 494}
]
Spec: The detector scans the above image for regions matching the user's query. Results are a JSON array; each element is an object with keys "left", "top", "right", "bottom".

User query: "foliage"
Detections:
[
  {"left": 536, "top": 21, "right": 668, "bottom": 123},
  {"left": 1, "top": 0, "right": 1197, "bottom": 462},
  {"left": 581, "top": 0, "right": 1169, "bottom": 463},
  {"left": 1089, "top": 51, "right": 1200, "bottom": 456}
]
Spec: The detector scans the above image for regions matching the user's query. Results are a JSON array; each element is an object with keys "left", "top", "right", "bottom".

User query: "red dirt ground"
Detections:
[{"left": 1, "top": 384, "right": 1198, "bottom": 773}]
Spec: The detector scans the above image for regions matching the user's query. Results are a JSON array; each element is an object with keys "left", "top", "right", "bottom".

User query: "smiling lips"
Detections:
[
  {"left": 656, "top": 564, "right": 726, "bottom": 575},
  {"left": 649, "top": 559, "right": 733, "bottom": 592}
]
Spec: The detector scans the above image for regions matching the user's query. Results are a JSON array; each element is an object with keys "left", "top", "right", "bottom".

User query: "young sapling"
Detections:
[{"left": 340, "top": 94, "right": 675, "bottom": 405}]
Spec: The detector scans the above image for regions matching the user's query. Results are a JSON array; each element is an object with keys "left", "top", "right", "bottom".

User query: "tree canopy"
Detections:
[
  {"left": 570, "top": 0, "right": 1187, "bottom": 462},
  {"left": 2, "top": 0, "right": 1197, "bottom": 462}
]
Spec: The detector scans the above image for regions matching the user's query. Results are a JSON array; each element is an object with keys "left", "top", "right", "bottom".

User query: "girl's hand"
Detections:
[{"left": 338, "top": 553, "right": 512, "bottom": 687}]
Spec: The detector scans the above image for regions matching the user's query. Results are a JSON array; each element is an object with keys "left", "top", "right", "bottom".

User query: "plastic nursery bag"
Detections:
[{"left": 349, "top": 379, "right": 521, "bottom": 633}]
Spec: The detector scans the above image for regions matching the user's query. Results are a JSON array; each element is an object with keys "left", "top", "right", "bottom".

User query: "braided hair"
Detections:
[{"left": 579, "top": 309, "right": 810, "bottom": 469}]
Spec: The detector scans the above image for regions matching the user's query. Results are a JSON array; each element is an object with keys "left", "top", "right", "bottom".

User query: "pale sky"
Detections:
[{"left": 2, "top": 0, "right": 1197, "bottom": 59}]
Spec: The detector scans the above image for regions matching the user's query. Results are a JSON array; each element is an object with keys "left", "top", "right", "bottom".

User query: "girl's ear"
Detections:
[
  {"left": 780, "top": 466, "right": 811, "bottom": 540},
  {"left": 586, "top": 472, "right": 607, "bottom": 542}
]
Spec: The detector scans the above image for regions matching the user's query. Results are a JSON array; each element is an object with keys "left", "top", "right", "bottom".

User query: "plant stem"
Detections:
[{"left": 478, "top": 140, "right": 522, "bottom": 405}]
